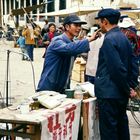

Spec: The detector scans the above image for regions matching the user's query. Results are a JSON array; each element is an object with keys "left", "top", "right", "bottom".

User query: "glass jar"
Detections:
[
  {"left": 20, "top": 103, "right": 30, "bottom": 114},
  {"left": 74, "top": 84, "right": 83, "bottom": 99}
]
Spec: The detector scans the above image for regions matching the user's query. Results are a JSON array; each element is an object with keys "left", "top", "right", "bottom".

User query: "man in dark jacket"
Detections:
[
  {"left": 94, "top": 8, "right": 139, "bottom": 140},
  {"left": 37, "top": 15, "right": 99, "bottom": 93}
]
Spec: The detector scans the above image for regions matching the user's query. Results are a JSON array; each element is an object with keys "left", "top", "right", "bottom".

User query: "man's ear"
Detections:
[
  {"left": 65, "top": 24, "right": 70, "bottom": 31},
  {"left": 104, "top": 18, "right": 109, "bottom": 25}
]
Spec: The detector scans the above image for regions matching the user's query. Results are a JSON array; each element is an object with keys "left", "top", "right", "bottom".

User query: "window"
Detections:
[
  {"left": 3, "top": 0, "right": 5, "bottom": 15},
  {"left": 20, "top": 0, "right": 24, "bottom": 7},
  {"left": 7, "top": 0, "right": 9, "bottom": 14},
  {"left": 47, "top": 0, "right": 54, "bottom": 12},
  {"left": 11, "top": 0, "right": 14, "bottom": 10},
  {"left": 20, "top": 0, "right": 25, "bottom": 20},
  {"left": 26, "top": 0, "right": 30, "bottom": 6},
  {"left": 59, "top": 0, "right": 66, "bottom": 10},
  {"left": 32, "top": 0, "right": 37, "bottom": 5},
  {"left": 39, "top": 0, "right": 45, "bottom": 13},
  {"left": 47, "top": 0, "right": 55, "bottom": 22},
  {"left": 32, "top": 0, "right": 37, "bottom": 14},
  {"left": 48, "top": 16, "right": 55, "bottom": 22}
]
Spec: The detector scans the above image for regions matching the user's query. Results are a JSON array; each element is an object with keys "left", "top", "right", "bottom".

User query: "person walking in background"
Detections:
[
  {"left": 16, "top": 31, "right": 28, "bottom": 60},
  {"left": 22, "top": 23, "right": 39, "bottom": 61},
  {"left": 34, "top": 24, "right": 42, "bottom": 48},
  {"left": 41, "top": 19, "right": 49, "bottom": 37},
  {"left": 78, "top": 24, "right": 90, "bottom": 40},
  {"left": 36, "top": 15, "right": 100, "bottom": 93},
  {"left": 42, "top": 23, "right": 59, "bottom": 58},
  {"left": 94, "top": 8, "right": 138, "bottom": 140},
  {"left": 118, "top": 17, "right": 139, "bottom": 55},
  {"left": 57, "top": 24, "right": 65, "bottom": 34}
]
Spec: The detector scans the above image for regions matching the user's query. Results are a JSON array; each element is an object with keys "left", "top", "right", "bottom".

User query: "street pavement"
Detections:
[{"left": 0, "top": 40, "right": 140, "bottom": 140}]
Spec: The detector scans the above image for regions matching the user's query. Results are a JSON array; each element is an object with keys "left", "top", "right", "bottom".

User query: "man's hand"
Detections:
[
  {"left": 87, "top": 29, "right": 102, "bottom": 42},
  {"left": 44, "top": 41, "right": 50, "bottom": 45}
]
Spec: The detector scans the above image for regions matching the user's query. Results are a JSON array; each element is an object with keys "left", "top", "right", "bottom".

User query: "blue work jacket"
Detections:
[
  {"left": 37, "top": 33, "right": 90, "bottom": 93},
  {"left": 95, "top": 27, "right": 138, "bottom": 99}
]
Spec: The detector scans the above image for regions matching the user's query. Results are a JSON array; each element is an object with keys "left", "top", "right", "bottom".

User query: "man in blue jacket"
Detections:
[
  {"left": 37, "top": 15, "right": 99, "bottom": 93},
  {"left": 94, "top": 8, "right": 139, "bottom": 140}
]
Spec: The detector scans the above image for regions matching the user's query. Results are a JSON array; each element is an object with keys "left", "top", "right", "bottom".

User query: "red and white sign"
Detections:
[{"left": 41, "top": 99, "right": 81, "bottom": 140}]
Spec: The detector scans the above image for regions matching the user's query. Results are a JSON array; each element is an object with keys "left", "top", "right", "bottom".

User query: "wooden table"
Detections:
[
  {"left": 0, "top": 99, "right": 81, "bottom": 140},
  {"left": 0, "top": 108, "right": 41, "bottom": 140}
]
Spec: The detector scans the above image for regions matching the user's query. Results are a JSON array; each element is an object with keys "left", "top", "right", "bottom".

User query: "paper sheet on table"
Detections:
[
  {"left": 38, "top": 94, "right": 67, "bottom": 109},
  {"left": 79, "top": 82, "right": 95, "bottom": 97}
]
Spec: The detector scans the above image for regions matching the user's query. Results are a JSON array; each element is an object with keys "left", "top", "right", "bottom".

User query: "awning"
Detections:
[
  {"left": 32, "top": 6, "right": 101, "bottom": 17},
  {"left": 11, "top": 2, "right": 52, "bottom": 16},
  {"left": 120, "top": 8, "right": 140, "bottom": 19}
]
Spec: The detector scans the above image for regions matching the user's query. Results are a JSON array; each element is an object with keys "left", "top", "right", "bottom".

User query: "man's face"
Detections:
[
  {"left": 66, "top": 23, "right": 82, "bottom": 37},
  {"left": 97, "top": 18, "right": 107, "bottom": 33}
]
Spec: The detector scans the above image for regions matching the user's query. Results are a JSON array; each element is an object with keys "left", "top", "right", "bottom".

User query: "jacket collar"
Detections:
[
  {"left": 105, "top": 26, "right": 120, "bottom": 36},
  {"left": 62, "top": 33, "right": 73, "bottom": 43}
]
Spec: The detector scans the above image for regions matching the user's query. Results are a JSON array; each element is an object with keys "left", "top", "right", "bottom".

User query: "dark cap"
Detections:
[
  {"left": 95, "top": 8, "right": 120, "bottom": 19},
  {"left": 63, "top": 15, "right": 87, "bottom": 25}
]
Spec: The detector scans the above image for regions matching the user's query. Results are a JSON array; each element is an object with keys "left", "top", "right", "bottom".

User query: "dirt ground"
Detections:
[
  {"left": 0, "top": 41, "right": 44, "bottom": 106},
  {"left": 0, "top": 40, "right": 140, "bottom": 140}
]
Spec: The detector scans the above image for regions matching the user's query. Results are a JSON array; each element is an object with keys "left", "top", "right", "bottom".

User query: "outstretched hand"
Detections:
[{"left": 87, "top": 29, "right": 102, "bottom": 42}]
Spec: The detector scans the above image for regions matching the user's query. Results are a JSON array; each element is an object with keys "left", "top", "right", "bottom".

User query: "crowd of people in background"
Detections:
[
  {"left": 16, "top": 18, "right": 64, "bottom": 61},
  {"left": 15, "top": 13, "right": 140, "bottom": 64}
]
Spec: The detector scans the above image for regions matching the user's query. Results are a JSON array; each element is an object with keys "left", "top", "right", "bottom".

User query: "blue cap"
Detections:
[
  {"left": 95, "top": 8, "right": 120, "bottom": 19},
  {"left": 63, "top": 15, "right": 87, "bottom": 25}
]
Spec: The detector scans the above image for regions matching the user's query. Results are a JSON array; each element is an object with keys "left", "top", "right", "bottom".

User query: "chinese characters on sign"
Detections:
[
  {"left": 41, "top": 101, "right": 81, "bottom": 140},
  {"left": 47, "top": 104, "right": 77, "bottom": 140}
]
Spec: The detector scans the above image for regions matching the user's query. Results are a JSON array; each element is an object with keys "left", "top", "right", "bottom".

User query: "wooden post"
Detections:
[
  {"left": 32, "top": 125, "right": 41, "bottom": 140},
  {"left": 82, "top": 102, "right": 89, "bottom": 140}
]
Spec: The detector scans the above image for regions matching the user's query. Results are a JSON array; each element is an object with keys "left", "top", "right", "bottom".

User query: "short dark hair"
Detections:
[
  {"left": 48, "top": 23, "right": 56, "bottom": 28},
  {"left": 104, "top": 16, "right": 120, "bottom": 24}
]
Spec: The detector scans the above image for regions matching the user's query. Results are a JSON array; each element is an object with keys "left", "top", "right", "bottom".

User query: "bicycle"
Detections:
[{"left": 127, "top": 98, "right": 140, "bottom": 126}]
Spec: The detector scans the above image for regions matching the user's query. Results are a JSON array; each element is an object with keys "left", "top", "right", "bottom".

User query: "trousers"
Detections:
[{"left": 97, "top": 98, "right": 130, "bottom": 140}]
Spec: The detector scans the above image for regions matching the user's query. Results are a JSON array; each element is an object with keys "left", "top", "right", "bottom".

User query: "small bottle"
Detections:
[
  {"left": 30, "top": 97, "right": 40, "bottom": 110},
  {"left": 74, "top": 84, "right": 83, "bottom": 99}
]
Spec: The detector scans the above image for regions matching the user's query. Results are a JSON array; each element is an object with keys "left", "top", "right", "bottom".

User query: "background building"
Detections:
[{"left": 0, "top": 0, "right": 140, "bottom": 28}]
